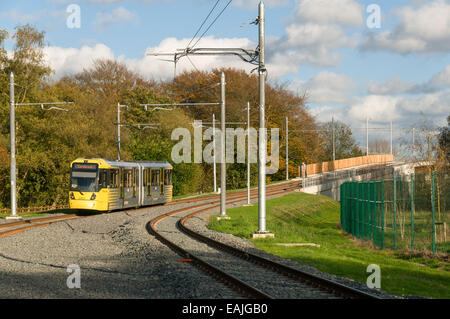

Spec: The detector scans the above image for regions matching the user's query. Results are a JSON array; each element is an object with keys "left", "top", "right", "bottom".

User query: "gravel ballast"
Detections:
[
  {"left": 0, "top": 201, "right": 238, "bottom": 299},
  {"left": 0, "top": 191, "right": 403, "bottom": 299},
  {"left": 183, "top": 196, "right": 402, "bottom": 300}
]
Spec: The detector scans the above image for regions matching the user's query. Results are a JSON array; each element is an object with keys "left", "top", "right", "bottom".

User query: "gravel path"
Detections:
[{"left": 0, "top": 201, "right": 238, "bottom": 299}]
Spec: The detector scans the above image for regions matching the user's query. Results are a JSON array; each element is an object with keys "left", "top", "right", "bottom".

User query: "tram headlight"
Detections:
[{"left": 90, "top": 193, "right": 96, "bottom": 200}]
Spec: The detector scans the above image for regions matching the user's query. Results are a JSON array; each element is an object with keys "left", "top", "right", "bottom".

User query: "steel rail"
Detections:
[
  {"left": 167, "top": 180, "right": 299, "bottom": 206},
  {"left": 179, "top": 212, "right": 380, "bottom": 299},
  {"left": 0, "top": 214, "right": 81, "bottom": 238},
  {"left": 147, "top": 184, "right": 300, "bottom": 299},
  {"left": 0, "top": 180, "right": 299, "bottom": 239}
]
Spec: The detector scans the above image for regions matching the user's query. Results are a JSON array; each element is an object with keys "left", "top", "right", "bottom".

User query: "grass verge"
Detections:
[
  {"left": 207, "top": 192, "right": 450, "bottom": 299},
  {"left": 0, "top": 208, "right": 73, "bottom": 219}
]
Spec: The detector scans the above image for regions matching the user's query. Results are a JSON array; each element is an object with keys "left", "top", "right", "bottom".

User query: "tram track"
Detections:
[
  {"left": 148, "top": 182, "right": 380, "bottom": 299},
  {"left": 0, "top": 180, "right": 299, "bottom": 239},
  {"left": 0, "top": 179, "right": 381, "bottom": 299}
]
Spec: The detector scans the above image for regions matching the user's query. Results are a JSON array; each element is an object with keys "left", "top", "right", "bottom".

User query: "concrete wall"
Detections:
[
  {"left": 301, "top": 165, "right": 394, "bottom": 201},
  {"left": 305, "top": 154, "right": 394, "bottom": 176}
]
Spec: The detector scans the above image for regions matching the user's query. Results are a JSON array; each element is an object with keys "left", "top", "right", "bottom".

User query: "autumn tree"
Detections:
[{"left": 318, "top": 120, "right": 363, "bottom": 162}]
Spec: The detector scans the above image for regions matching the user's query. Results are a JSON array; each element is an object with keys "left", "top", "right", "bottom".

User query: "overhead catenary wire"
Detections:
[
  {"left": 190, "top": 0, "right": 233, "bottom": 50},
  {"left": 185, "top": 0, "right": 221, "bottom": 50}
]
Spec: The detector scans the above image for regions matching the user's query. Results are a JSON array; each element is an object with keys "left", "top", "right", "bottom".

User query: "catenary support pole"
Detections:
[
  {"left": 332, "top": 116, "right": 336, "bottom": 162},
  {"left": 390, "top": 120, "right": 393, "bottom": 155},
  {"left": 286, "top": 116, "right": 288, "bottom": 181},
  {"left": 117, "top": 102, "right": 121, "bottom": 161},
  {"left": 366, "top": 117, "right": 369, "bottom": 156},
  {"left": 247, "top": 102, "right": 251, "bottom": 205},
  {"left": 219, "top": 72, "right": 228, "bottom": 218},
  {"left": 8, "top": 72, "right": 19, "bottom": 219},
  {"left": 253, "top": 2, "right": 273, "bottom": 238},
  {"left": 213, "top": 113, "right": 217, "bottom": 193},
  {"left": 257, "top": 1, "right": 266, "bottom": 232}
]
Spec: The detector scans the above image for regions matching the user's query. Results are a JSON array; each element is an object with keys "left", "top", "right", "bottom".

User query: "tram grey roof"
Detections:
[{"left": 105, "top": 159, "right": 172, "bottom": 169}]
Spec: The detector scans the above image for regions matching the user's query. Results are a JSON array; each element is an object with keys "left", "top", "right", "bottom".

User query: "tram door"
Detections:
[{"left": 151, "top": 168, "right": 160, "bottom": 201}]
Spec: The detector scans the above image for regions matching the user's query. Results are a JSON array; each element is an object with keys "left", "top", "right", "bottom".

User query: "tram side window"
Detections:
[
  {"left": 99, "top": 170, "right": 108, "bottom": 189},
  {"left": 133, "top": 168, "right": 136, "bottom": 197},
  {"left": 164, "top": 169, "right": 172, "bottom": 185},
  {"left": 145, "top": 169, "right": 151, "bottom": 196},
  {"left": 124, "top": 169, "right": 133, "bottom": 188},
  {"left": 119, "top": 168, "right": 124, "bottom": 199},
  {"left": 160, "top": 168, "right": 164, "bottom": 193},
  {"left": 109, "top": 169, "right": 119, "bottom": 188},
  {"left": 151, "top": 169, "right": 160, "bottom": 186}
]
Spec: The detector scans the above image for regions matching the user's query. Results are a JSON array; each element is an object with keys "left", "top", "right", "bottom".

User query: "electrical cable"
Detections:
[
  {"left": 185, "top": 0, "right": 221, "bottom": 50},
  {"left": 191, "top": 0, "right": 233, "bottom": 50}
]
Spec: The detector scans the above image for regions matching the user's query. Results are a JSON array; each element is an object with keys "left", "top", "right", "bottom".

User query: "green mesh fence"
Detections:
[{"left": 340, "top": 170, "right": 449, "bottom": 255}]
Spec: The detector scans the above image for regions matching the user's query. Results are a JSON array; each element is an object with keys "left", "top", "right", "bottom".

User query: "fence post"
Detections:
[
  {"left": 369, "top": 181, "right": 372, "bottom": 244},
  {"left": 365, "top": 181, "right": 369, "bottom": 240},
  {"left": 374, "top": 181, "right": 378, "bottom": 248},
  {"left": 363, "top": 182, "right": 367, "bottom": 240},
  {"left": 410, "top": 173, "right": 415, "bottom": 250},
  {"left": 343, "top": 182, "right": 349, "bottom": 233},
  {"left": 352, "top": 182, "right": 356, "bottom": 237},
  {"left": 393, "top": 174, "right": 397, "bottom": 250},
  {"left": 356, "top": 182, "right": 360, "bottom": 239},
  {"left": 431, "top": 171, "right": 436, "bottom": 255},
  {"left": 340, "top": 183, "right": 344, "bottom": 231},
  {"left": 362, "top": 182, "right": 365, "bottom": 240}
]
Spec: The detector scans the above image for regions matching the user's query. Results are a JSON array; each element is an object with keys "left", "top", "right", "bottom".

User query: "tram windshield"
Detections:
[{"left": 70, "top": 163, "right": 98, "bottom": 192}]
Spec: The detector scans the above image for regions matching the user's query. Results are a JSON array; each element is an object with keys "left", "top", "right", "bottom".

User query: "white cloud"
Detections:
[
  {"left": 43, "top": 36, "right": 256, "bottom": 80},
  {"left": 397, "top": 90, "right": 450, "bottom": 116},
  {"left": 296, "top": 0, "right": 363, "bottom": 26},
  {"left": 361, "top": 0, "right": 450, "bottom": 53},
  {"left": 336, "top": 91, "right": 449, "bottom": 130},
  {"left": 368, "top": 65, "right": 450, "bottom": 95},
  {"left": 368, "top": 77, "right": 416, "bottom": 95},
  {"left": 266, "top": 0, "right": 363, "bottom": 76},
  {"left": 44, "top": 44, "right": 115, "bottom": 79},
  {"left": 94, "top": 7, "right": 136, "bottom": 30},
  {"left": 347, "top": 95, "right": 402, "bottom": 123},
  {"left": 308, "top": 104, "right": 347, "bottom": 123},
  {"left": 289, "top": 72, "right": 356, "bottom": 104}
]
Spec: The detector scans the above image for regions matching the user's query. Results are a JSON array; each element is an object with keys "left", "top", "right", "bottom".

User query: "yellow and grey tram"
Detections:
[{"left": 69, "top": 158, "right": 173, "bottom": 211}]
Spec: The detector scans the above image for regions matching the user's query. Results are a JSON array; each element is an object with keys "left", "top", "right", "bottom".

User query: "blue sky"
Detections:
[{"left": 1, "top": 0, "right": 449, "bottom": 146}]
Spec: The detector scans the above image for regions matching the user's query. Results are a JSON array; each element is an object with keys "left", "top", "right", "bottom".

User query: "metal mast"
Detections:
[
  {"left": 117, "top": 102, "right": 121, "bottom": 160},
  {"left": 286, "top": 116, "right": 288, "bottom": 180},
  {"left": 366, "top": 117, "right": 369, "bottom": 156},
  {"left": 219, "top": 72, "right": 228, "bottom": 218},
  {"left": 8, "top": 72, "right": 72, "bottom": 220},
  {"left": 213, "top": 113, "right": 217, "bottom": 193},
  {"left": 9, "top": 72, "right": 17, "bottom": 219},
  {"left": 390, "top": 120, "right": 393, "bottom": 155},
  {"left": 247, "top": 102, "right": 251, "bottom": 205},
  {"left": 332, "top": 116, "right": 336, "bottom": 161},
  {"left": 253, "top": 2, "right": 272, "bottom": 237}
]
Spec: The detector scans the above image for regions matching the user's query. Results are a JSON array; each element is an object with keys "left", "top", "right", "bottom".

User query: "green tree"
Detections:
[{"left": 318, "top": 120, "right": 363, "bottom": 162}]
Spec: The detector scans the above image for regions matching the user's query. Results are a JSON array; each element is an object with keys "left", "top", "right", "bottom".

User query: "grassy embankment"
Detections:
[{"left": 207, "top": 192, "right": 450, "bottom": 299}]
